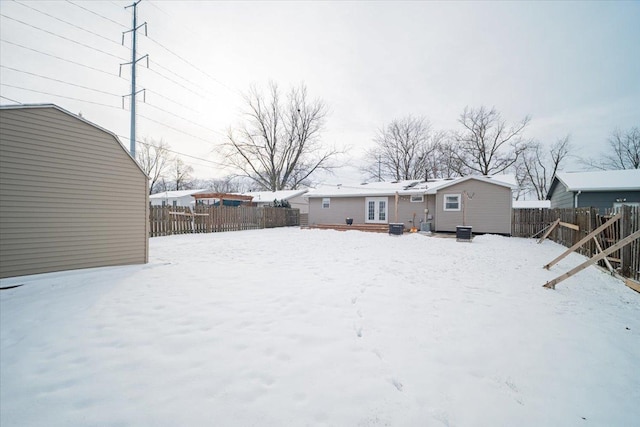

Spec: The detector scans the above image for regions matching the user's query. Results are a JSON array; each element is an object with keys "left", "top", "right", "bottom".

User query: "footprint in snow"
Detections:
[{"left": 391, "top": 378, "right": 403, "bottom": 392}]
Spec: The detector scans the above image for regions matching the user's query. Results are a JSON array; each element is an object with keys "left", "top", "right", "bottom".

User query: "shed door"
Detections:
[{"left": 365, "top": 197, "right": 388, "bottom": 223}]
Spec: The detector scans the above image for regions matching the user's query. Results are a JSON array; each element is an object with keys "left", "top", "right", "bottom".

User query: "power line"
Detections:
[
  {"left": 1, "top": 65, "right": 121, "bottom": 97},
  {"left": 145, "top": 88, "right": 198, "bottom": 113},
  {"left": 0, "top": 83, "right": 122, "bottom": 110},
  {"left": 137, "top": 111, "right": 220, "bottom": 146},
  {"left": 143, "top": 65, "right": 206, "bottom": 99},
  {"left": 0, "top": 13, "right": 128, "bottom": 61},
  {"left": 144, "top": 101, "right": 225, "bottom": 137},
  {"left": 11, "top": 0, "right": 127, "bottom": 49},
  {"left": 145, "top": 34, "right": 240, "bottom": 97},
  {"left": 0, "top": 84, "right": 224, "bottom": 168},
  {"left": 65, "top": 0, "right": 128, "bottom": 29},
  {"left": 147, "top": 59, "right": 217, "bottom": 98},
  {"left": 0, "top": 39, "right": 123, "bottom": 78},
  {"left": 141, "top": 1, "right": 239, "bottom": 97},
  {"left": 118, "top": 134, "right": 226, "bottom": 168},
  {"left": 0, "top": 95, "right": 22, "bottom": 104}
]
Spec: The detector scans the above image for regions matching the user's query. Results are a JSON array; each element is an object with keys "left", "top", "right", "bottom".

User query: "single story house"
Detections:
[
  {"left": 306, "top": 175, "right": 516, "bottom": 235},
  {"left": 0, "top": 104, "right": 149, "bottom": 279},
  {"left": 149, "top": 189, "right": 208, "bottom": 207},
  {"left": 239, "top": 189, "right": 309, "bottom": 213},
  {"left": 193, "top": 192, "right": 254, "bottom": 207},
  {"left": 546, "top": 170, "right": 640, "bottom": 213}
]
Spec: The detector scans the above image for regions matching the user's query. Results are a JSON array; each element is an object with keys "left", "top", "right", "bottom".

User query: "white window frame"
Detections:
[
  {"left": 410, "top": 194, "right": 424, "bottom": 203},
  {"left": 322, "top": 198, "right": 330, "bottom": 209},
  {"left": 443, "top": 194, "right": 461, "bottom": 211}
]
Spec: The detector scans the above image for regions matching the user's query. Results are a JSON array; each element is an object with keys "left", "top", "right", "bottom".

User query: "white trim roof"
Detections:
[
  {"left": 149, "top": 189, "right": 208, "bottom": 199},
  {"left": 306, "top": 175, "right": 517, "bottom": 198},
  {"left": 554, "top": 170, "right": 640, "bottom": 192},
  {"left": 238, "top": 189, "right": 307, "bottom": 202}
]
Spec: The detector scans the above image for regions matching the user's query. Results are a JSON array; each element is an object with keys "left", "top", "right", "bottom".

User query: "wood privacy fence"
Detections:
[
  {"left": 149, "top": 206, "right": 300, "bottom": 237},
  {"left": 512, "top": 206, "right": 640, "bottom": 281}
]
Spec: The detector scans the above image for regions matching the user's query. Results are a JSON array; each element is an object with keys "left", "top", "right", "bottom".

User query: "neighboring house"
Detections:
[
  {"left": 149, "top": 189, "right": 208, "bottom": 207},
  {"left": 193, "top": 192, "right": 253, "bottom": 207},
  {"left": 0, "top": 104, "right": 149, "bottom": 279},
  {"left": 239, "top": 189, "right": 309, "bottom": 213},
  {"left": 513, "top": 200, "right": 551, "bottom": 209},
  {"left": 546, "top": 170, "right": 640, "bottom": 213},
  {"left": 306, "top": 175, "right": 515, "bottom": 235}
]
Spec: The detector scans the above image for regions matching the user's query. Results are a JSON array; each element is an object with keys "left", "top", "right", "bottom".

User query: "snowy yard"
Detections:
[{"left": 1, "top": 228, "right": 639, "bottom": 426}]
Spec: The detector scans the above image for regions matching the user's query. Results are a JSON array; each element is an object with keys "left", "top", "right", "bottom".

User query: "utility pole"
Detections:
[{"left": 121, "top": 1, "right": 148, "bottom": 158}]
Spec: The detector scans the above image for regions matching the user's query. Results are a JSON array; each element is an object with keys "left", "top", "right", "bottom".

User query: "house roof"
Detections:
[
  {"left": 238, "top": 189, "right": 308, "bottom": 202},
  {"left": 553, "top": 170, "right": 640, "bottom": 192},
  {"left": 149, "top": 189, "right": 209, "bottom": 199},
  {"left": 0, "top": 103, "right": 147, "bottom": 177},
  {"left": 306, "top": 175, "right": 516, "bottom": 198},
  {"left": 193, "top": 193, "right": 253, "bottom": 202},
  {"left": 513, "top": 200, "right": 551, "bottom": 209}
]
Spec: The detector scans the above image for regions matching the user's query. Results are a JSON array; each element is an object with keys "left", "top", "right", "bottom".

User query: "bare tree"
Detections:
[
  {"left": 363, "top": 116, "right": 447, "bottom": 181},
  {"left": 516, "top": 135, "right": 572, "bottom": 200},
  {"left": 423, "top": 133, "right": 475, "bottom": 179},
  {"left": 191, "top": 176, "right": 250, "bottom": 193},
  {"left": 136, "top": 138, "right": 173, "bottom": 194},
  {"left": 454, "top": 106, "right": 530, "bottom": 175},
  {"left": 170, "top": 158, "right": 194, "bottom": 191},
  {"left": 224, "top": 82, "right": 339, "bottom": 191},
  {"left": 603, "top": 127, "right": 640, "bottom": 169}
]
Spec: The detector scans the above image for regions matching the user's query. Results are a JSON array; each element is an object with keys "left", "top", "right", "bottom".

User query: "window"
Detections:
[
  {"left": 172, "top": 200, "right": 178, "bottom": 208},
  {"left": 322, "top": 198, "right": 330, "bottom": 209},
  {"left": 410, "top": 195, "right": 424, "bottom": 203},
  {"left": 443, "top": 194, "right": 461, "bottom": 211}
]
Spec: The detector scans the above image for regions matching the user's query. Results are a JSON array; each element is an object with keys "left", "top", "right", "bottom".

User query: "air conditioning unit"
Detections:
[{"left": 420, "top": 222, "right": 432, "bottom": 232}]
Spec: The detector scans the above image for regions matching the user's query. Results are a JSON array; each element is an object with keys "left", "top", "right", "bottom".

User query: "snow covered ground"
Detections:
[{"left": 1, "top": 228, "right": 639, "bottom": 426}]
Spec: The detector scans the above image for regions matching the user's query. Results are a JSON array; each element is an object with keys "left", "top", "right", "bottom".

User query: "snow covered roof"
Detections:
[
  {"left": 306, "top": 175, "right": 517, "bottom": 198},
  {"left": 434, "top": 174, "right": 517, "bottom": 191},
  {"left": 149, "top": 189, "right": 208, "bottom": 199},
  {"left": 554, "top": 170, "right": 640, "bottom": 192},
  {"left": 238, "top": 189, "right": 307, "bottom": 202},
  {"left": 513, "top": 200, "right": 551, "bottom": 209}
]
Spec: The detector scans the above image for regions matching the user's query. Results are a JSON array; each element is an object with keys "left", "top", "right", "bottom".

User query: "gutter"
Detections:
[{"left": 574, "top": 190, "right": 581, "bottom": 208}]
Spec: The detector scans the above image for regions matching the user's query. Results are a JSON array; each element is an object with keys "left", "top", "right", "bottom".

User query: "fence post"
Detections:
[{"left": 621, "top": 205, "right": 632, "bottom": 277}]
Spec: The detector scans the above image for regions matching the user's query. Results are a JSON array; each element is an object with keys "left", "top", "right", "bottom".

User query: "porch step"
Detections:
[{"left": 305, "top": 223, "right": 393, "bottom": 233}]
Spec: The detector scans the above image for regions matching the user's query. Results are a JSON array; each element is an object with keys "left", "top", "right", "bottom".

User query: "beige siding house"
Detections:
[
  {"left": 434, "top": 177, "right": 513, "bottom": 234},
  {"left": 0, "top": 104, "right": 149, "bottom": 279},
  {"left": 306, "top": 176, "right": 514, "bottom": 234}
]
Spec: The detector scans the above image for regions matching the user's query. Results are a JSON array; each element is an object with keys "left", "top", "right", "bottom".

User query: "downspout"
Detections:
[{"left": 574, "top": 190, "right": 581, "bottom": 208}]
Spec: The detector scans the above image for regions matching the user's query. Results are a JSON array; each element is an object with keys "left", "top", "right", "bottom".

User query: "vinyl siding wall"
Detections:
[
  {"left": 435, "top": 180, "right": 512, "bottom": 234},
  {"left": 0, "top": 107, "right": 148, "bottom": 279},
  {"left": 393, "top": 195, "right": 428, "bottom": 227},
  {"left": 548, "top": 182, "right": 574, "bottom": 209},
  {"left": 308, "top": 196, "right": 370, "bottom": 224},
  {"left": 577, "top": 191, "right": 640, "bottom": 214},
  {"left": 308, "top": 194, "right": 429, "bottom": 228}
]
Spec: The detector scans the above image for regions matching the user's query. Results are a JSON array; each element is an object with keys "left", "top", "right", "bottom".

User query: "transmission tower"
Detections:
[{"left": 121, "top": 0, "right": 148, "bottom": 158}]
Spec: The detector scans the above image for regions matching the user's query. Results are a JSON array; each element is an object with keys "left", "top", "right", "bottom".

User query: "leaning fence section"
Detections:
[
  {"left": 150, "top": 206, "right": 300, "bottom": 238},
  {"left": 512, "top": 206, "right": 640, "bottom": 281}
]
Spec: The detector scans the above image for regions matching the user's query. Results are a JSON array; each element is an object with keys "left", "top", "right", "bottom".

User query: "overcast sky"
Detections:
[{"left": 1, "top": 0, "right": 638, "bottom": 184}]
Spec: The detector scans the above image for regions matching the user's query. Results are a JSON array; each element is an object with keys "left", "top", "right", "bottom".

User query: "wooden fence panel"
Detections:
[
  {"left": 513, "top": 206, "right": 640, "bottom": 281},
  {"left": 149, "top": 205, "right": 300, "bottom": 238}
]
